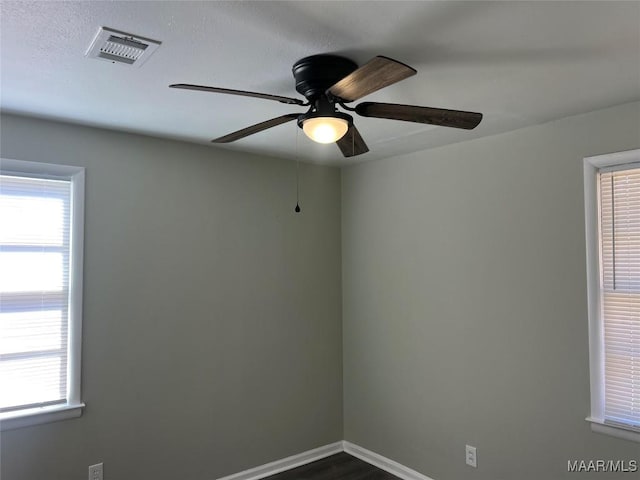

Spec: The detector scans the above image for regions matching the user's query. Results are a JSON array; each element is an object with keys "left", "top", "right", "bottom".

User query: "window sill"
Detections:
[
  {"left": 0, "top": 403, "right": 85, "bottom": 431},
  {"left": 586, "top": 417, "right": 640, "bottom": 443}
]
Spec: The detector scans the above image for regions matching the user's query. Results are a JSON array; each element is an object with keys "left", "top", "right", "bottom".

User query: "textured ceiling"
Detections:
[{"left": 1, "top": 1, "right": 639, "bottom": 165}]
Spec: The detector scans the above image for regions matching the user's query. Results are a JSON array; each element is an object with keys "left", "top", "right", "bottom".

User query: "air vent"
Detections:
[{"left": 86, "top": 27, "right": 160, "bottom": 67}]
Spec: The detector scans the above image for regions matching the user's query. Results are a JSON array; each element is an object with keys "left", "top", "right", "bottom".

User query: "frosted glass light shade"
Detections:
[{"left": 302, "top": 117, "right": 349, "bottom": 144}]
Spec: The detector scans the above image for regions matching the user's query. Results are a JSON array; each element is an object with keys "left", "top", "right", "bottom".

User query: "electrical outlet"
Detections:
[
  {"left": 466, "top": 445, "right": 477, "bottom": 468},
  {"left": 88, "top": 463, "right": 103, "bottom": 480}
]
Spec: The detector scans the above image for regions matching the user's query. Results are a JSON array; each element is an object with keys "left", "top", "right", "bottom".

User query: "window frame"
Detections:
[
  {"left": 583, "top": 148, "right": 640, "bottom": 443},
  {"left": 0, "top": 158, "right": 85, "bottom": 431}
]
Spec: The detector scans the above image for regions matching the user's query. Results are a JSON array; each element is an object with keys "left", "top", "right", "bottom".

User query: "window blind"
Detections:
[
  {"left": 599, "top": 167, "right": 640, "bottom": 430},
  {"left": 0, "top": 174, "right": 71, "bottom": 412}
]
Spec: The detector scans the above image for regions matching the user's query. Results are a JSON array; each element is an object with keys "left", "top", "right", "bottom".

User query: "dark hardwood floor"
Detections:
[{"left": 262, "top": 453, "right": 401, "bottom": 480}]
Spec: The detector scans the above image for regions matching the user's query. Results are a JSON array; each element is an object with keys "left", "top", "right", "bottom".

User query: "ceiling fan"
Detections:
[{"left": 170, "top": 54, "right": 483, "bottom": 157}]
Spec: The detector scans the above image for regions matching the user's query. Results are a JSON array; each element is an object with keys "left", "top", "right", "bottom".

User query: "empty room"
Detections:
[{"left": 0, "top": 1, "right": 639, "bottom": 479}]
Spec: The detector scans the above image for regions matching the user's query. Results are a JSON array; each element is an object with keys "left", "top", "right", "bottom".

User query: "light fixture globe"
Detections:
[
  {"left": 302, "top": 117, "right": 349, "bottom": 144},
  {"left": 298, "top": 111, "right": 352, "bottom": 144}
]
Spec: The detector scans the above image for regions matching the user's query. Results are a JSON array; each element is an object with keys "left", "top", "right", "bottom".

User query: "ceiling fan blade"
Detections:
[
  {"left": 212, "top": 114, "right": 300, "bottom": 143},
  {"left": 327, "top": 56, "right": 416, "bottom": 102},
  {"left": 336, "top": 124, "right": 369, "bottom": 157},
  {"left": 355, "top": 102, "right": 483, "bottom": 130},
  {"left": 170, "top": 84, "right": 304, "bottom": 105}
]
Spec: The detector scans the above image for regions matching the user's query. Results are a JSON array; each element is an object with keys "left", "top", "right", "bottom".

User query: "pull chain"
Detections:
[{"left": 295, "top": 126, "right": 301, "bottom": 213}]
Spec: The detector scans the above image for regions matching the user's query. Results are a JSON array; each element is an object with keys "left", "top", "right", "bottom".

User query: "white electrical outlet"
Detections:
[
  {"left": 89, "top": 463, "right": 103, "bottom": 480},
  {"left": 465, "top": 445, "right": 477, "bottom": 468}
]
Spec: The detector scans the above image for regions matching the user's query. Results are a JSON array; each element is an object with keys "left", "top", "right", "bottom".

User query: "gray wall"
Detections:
[
  {"left": 0, "top": 114, "right": 343, "bottom": 480},
  {"left": 342, "top": 102, "right": 640, "bottom": 480},
  {"left": 3, "top": 101, "right": 640, "bottom": 480}
]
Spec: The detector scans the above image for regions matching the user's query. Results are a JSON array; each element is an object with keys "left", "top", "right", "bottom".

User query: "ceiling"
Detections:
[{"left": 1, "top": 1, "right": 639, "bottom": 166}]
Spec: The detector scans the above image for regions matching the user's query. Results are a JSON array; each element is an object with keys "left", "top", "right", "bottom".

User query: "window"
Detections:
[
  {"left": 584, "top": 149, "right": 640, "bottom": 443},
  {"left": 0, "top": 159, "right": 85, "bottom": 430}
]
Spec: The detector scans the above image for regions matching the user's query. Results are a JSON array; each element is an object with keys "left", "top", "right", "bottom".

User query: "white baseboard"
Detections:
[
  {"left": 216, "top": 441, "right": 343, "bottom": 480},
  {"left": 215, "top": 440, "right": 435, "bottom": 480},
  {"left": 343, "top": 441, "right": 435, "bottom": 480}
]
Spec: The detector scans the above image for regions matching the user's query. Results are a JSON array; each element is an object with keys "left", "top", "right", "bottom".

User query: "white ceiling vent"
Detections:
[{"left": 86, "top": 27, "right": 160, "bottom": 67}]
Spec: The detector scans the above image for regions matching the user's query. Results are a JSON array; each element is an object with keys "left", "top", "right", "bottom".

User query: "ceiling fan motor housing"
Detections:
[{"left": 292, "top": 54, "right": 358, "bottom": 101}]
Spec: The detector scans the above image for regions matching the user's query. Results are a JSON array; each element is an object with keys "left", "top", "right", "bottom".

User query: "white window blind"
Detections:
[
  {"left": 0, "top": 173, "right": 72, "bottom": 413},
  {"left": 598, "top": 167, "right": 640, "bottom": 431}
]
